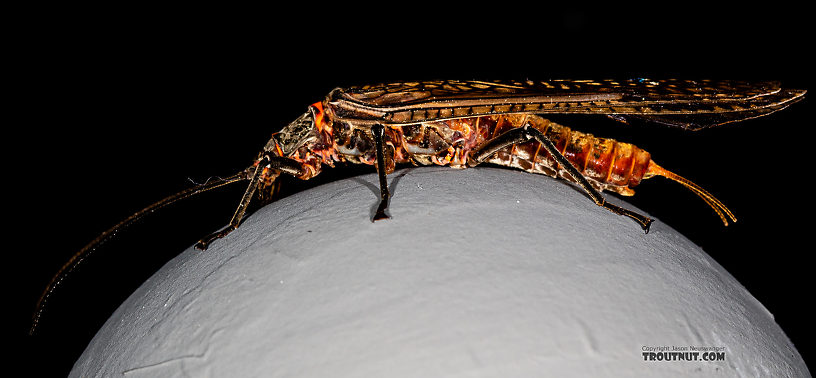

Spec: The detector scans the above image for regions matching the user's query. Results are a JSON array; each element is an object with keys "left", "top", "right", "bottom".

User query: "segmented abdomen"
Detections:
[
  {"left": 326, "top": 113, "right": 653, "bottom": 195},
  {"left": 397, "top": 114, "right": 652, "bottom": 196}
]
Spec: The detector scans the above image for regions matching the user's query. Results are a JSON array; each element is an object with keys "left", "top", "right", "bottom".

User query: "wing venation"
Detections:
[{"left": 328, "top": 79, "right": 805, "bottom": 129}]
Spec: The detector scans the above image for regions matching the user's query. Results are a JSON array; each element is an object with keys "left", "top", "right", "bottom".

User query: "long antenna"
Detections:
[{"left": 29, "top": 170, "right": 250, "bottom": 335}]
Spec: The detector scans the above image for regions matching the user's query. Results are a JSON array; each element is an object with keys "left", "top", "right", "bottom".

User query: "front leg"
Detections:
[
  {"left": 469, "top": 123, "right": 653, "bottom": 232},
  {"left": 195, "top": 154, "right": 307, "bottom": 250}
]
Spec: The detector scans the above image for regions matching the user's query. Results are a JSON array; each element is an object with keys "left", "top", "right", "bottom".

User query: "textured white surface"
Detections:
[{"left": 71, "top": 167, "right": 809, "bottom": 377}]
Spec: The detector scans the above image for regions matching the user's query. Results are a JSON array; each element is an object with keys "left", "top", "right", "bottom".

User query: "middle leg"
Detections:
[{"left": 372, "top": 123, "right": 391, "bottom": 221}]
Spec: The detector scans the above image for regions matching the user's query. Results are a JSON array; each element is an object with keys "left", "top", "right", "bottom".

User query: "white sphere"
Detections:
[{"left": 70, "top": 167, "right": 810, "bottom": 377}]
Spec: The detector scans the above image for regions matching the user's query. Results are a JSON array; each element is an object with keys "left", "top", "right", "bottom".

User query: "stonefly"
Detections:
[{"left": 30, "top": 79, "right": 805, "bottom": 335}]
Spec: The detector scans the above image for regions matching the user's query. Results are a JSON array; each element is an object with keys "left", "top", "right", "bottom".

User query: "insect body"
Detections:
[
  {"left": 270, "top": 108, "right": 725, "bottom": 229},
  {"left": 31, "top": 79, "right": 805, "bottom": 334},
  {"left": 246, "top": 78, "right": 804, "bottom": 239}
]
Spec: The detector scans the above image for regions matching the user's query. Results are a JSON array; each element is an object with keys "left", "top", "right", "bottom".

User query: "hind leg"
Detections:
[{"left": 469, "top": 123, "right": 653, "bottom": 232}]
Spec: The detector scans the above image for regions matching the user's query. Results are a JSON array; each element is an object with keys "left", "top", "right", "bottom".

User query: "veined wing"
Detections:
[{"left": 327, "top": 79, "right": 806, "bottom": 130}]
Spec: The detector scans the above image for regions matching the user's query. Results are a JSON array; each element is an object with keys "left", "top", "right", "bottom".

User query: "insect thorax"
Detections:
[{"left": 266, "top": 107, "right": 318, "bottom": 156}]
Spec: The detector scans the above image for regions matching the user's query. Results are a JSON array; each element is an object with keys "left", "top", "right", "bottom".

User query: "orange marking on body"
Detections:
[
  {"left": 604, "top": 143, "right": 617, "bottom": 183},
  {"left": 445, "top": 146, "right": 455, "bottom": 163},
  {"left": 532, "top": 142, "right": 542, "bottom": 166},
  {"left": 275, "top": 141, "right": 284, "bottom": 156},
  {"left": 311, "top": 101, "right": 327, "bottom": 133}
]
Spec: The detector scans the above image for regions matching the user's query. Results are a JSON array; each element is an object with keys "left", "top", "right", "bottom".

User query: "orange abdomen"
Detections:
[{"left": 482, "top": 115, "right": 652, "bottom": 195}]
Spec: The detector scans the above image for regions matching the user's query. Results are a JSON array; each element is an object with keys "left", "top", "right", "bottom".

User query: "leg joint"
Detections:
[
  {"left": 260, "top": 153, "right": 307, "bottom": 177},
  {"left": 521, "top": 123, "right": 539, "bottom": 140},
  {"left": 371, "top": 123, "right": 385, "bottom": 137}
]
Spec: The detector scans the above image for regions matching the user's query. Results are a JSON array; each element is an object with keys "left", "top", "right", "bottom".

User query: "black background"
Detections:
[{"left": 12, "top": 5, "right": 812, "bottom": 376}]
